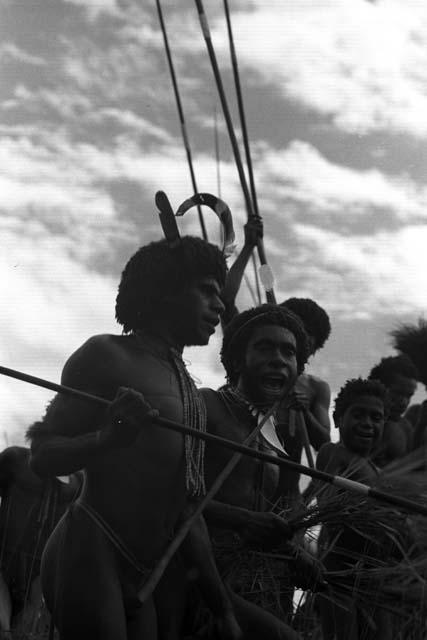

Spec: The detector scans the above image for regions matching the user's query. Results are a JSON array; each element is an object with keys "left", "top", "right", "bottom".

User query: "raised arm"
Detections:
[
  {"left": 221, "top": 217, "right": 263, "bottom": 324},
  {"left": 293, "top": 378, "right": 331, "bottom": 450}
]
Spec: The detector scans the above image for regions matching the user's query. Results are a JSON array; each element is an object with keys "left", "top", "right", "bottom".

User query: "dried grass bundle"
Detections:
[
  {"left": 211, "top": 531, "right": 291, "bottom": 618},
  {"left": 283, "top": 452, "right": 427, "bottom": 632}
]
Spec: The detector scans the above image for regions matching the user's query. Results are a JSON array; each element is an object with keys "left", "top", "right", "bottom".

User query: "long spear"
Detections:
[
  {"left": 194, "top": 0, "right": 276, "bottom": 304},
  {"left": 2, "top": 364, "right": 427, "bottom": 517},
  {"left": 223, "top": 0, "right": 258, "bottom": 220},
  {"left": 223, "top": 0, "right": 263, "bottom": 306},
  {"left": 156, "top": 0, "right": 208, "bottom": 241}
]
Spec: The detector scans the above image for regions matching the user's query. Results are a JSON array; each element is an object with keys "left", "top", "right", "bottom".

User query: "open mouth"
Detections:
[
  {"left": 355, "top": 430, "right": 374, "bottom": 442},
  {"left": 260, "top": 375, "right": 287, "bottom": 394}
]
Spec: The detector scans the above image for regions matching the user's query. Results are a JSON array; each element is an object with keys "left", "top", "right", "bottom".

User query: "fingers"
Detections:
[{"left": 111, "top": 387, "right": 157, "bottom": 422}]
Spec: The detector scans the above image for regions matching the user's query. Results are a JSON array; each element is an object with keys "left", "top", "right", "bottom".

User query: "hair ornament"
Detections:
[
  {"left": 176, "top": 192, "right": 236, "bottom": 257},
  {"left": 155, "top": 191, "right": 181, "bottom": 248}
]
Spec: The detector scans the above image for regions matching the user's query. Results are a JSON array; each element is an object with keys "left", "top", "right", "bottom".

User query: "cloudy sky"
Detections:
[{"left": 1, "top": 0, "right": 426, "bottom": 446}]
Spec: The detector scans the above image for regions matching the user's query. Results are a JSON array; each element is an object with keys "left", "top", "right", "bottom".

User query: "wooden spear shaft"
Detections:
[
  {"left": 138, "top": 398, "right": 282, "bottom": 601},
  {"left": 155, "top": 0, "right": 208, "bottom": 242},
  {"left": 1, "top": 364, "right": 427, "bottom": 516},
  {"left": 194, "top": 0, "right": 276, "bottom": 304}
]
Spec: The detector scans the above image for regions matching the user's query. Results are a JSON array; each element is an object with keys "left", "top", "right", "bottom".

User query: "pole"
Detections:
[
  {"left": 156, "top": 0, "right": 208, "bottom": 240},
  {"left": 194, "top": 0, "right": 276, "bottom": 303},
  {"left": 2, "top": 364, "right": 427, "bottom": 516}
]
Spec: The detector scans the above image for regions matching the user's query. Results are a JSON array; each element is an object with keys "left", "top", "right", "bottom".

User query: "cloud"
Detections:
[
  {"left": 213, "top": 0, "right": 427, "bottom": 138},
  {"left": 255, "top": 140, "right": 427, "bottom": 223},
  {"left": 62, "top": 0, "right": 122, "bottom": 20},
  {"left": 0, "top": 135, "right": 117, "bottom": 229},
  {"left": 293, "top": 223, "right": 427, "bottom": 316},
  {"left": 0, "top": 226, "right": 117, "bottom": 445},
  {"left": 0, "top": 43, "right": 46, "bottom": 66}
]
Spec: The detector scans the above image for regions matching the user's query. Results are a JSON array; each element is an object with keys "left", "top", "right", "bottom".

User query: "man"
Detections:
[
  {"left": 278, "top": 298, "right": 331, "bottom": 504},
  {"left": 316, "top": 378, "right": 393, "bottom": 640},
  {"left": 368, "top": 355, "right": 418, "bottom": 464},
  {"left": 0, "top": 446, "right": 80, "bottom": 637},
  {"left": 27, "top": 235, "right": 241, "bottom": 640},
  {"left": 198, "top": 305, "right": 322, "bottom": 639}
]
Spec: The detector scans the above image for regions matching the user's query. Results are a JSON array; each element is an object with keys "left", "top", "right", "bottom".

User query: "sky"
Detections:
[{"left": 1, "top": 0, "right": 426, "bottom": 446}]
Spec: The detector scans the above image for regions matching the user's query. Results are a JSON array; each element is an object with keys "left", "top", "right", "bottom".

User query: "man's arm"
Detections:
[
  {"left": 221, "top": 218, "right": 263, "bottom": 324},
  {"left": 204, "top": 500, "right": 291, "bottom": 547},
  {"left": 294, "top": 378, "right": 331, "bottom": 450},
  {"left": 28, "top": 337, "right": 157, "bottom": 478}
]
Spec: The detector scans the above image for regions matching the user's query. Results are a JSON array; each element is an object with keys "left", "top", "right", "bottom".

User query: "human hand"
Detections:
[
  {"left": 99, "top": 387, "right": 159, "bottom": 449},
  {"left": 239, "top": 511, "right": 293, "bottom": 548},
  {"left": 243, "top": 217, "right": 263, "bottom": 248},
  {"left": 288, "top": 390, "right": 310, "bottom": 412}
]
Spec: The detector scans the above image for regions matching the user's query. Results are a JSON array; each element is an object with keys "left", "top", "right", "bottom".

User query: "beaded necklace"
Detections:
[
  {"left": 170, "top": 348, "right": 206, "bottom": 497},
  {"left": 133, "top": 330, "right": 206, "bottom": 497},
  {"left": 219, "top": 385, "right": 289, "bottom": 456}
]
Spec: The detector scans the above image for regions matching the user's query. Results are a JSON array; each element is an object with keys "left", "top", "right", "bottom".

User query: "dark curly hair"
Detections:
[
  {"left": 368, "top": 355, "right": 419, "bottom": 387},
  {"left": 390, "top": 318, "right": 427, "bottom": 385},
  {"left": 221, "top": 304, "right": 309, "bottom": 386},
  {"left": 280, "top": 298, "right": 331, "bottom": 352},
  {"left": 115, "top": 236, "right": 227, "bottom": 333},
  {"left": 333, "top": 378, "right": 390, "bottom": 424}
]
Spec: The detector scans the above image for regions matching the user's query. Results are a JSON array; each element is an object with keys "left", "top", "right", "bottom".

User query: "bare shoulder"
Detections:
[
  {"left": 303, "top": 373, "right": 330, "bottom": 395},
  {"left": 0, "top": 446, "right": 27, "bottom": 472},
  {"left": 62, "top": 334, "right": 122, "bottom": 385},
  {"left": 199, "top": 387, "right": 220, "bottom": 403},
  {"left": 29, "top": 335, "right": 127, "bottom": 442}
]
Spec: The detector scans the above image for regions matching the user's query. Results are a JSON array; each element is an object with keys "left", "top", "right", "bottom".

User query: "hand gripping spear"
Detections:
[
  {"left": 194, "top": 0, "right": 276, "bottom": 304},
  {"left": 2, "top": 364, "right": 427, "bottom": 600},
  {"left": 1, "top": 364, "right": 426, "bottom": 519}
]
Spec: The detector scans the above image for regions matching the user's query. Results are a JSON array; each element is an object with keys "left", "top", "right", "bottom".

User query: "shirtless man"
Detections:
[
  {"left": 199, "top": 304, "right": 321, "bottom": 639},
  {"left": 316, "top": 378, "right": 392, "bottom": 640},
  {"left": 0, "top": 446, "right": 80, "bottom": 637},
  {"left": 368, "top": 355, "right": 418, "bottom": 465},
  {"left": 224, "top": 240, "right": 332, "bottom": 478},
  {"left": 278, "top": 298, "right": 331, "bottom": 504},
  {"left": 27, "top": 235, "right": 241, "bottom": 640}
]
